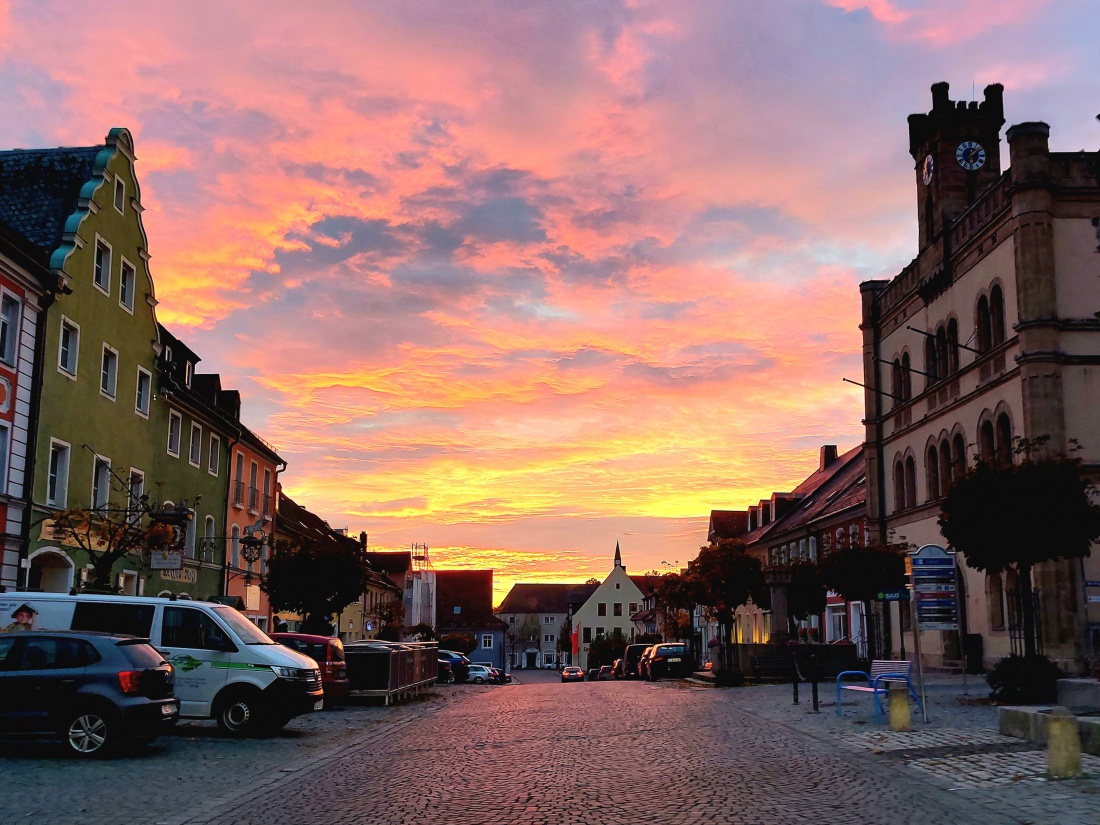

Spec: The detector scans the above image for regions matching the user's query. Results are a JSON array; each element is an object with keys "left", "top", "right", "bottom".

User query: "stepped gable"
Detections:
[{"left": 0, "top": 145, "right": 103, "bottom": 252}]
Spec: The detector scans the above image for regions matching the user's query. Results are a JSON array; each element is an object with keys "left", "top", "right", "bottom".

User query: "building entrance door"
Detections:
[{"left": 525, "top": 650, "right": 537, "bottom": 668}]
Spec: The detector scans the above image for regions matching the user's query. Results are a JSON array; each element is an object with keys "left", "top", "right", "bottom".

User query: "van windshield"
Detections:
[{"left": 211, "top": 606, "right": 275, "bottom": 645}]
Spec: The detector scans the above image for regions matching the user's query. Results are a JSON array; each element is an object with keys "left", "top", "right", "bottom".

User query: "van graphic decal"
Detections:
[{"left": 172, "top": 654, "right": 204, "bottom": 672}]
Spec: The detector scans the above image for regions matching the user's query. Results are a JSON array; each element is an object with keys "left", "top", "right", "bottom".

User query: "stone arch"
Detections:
[{"left": 27, "top": 547, "right": 75, "bottom": 593}]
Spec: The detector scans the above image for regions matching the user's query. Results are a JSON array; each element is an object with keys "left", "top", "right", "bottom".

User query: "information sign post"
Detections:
[{"left": 908, "top": 544, "right": 963, "bottom": 721}]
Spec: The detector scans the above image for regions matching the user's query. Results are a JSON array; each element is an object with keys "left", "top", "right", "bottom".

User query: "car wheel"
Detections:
[
  {"left": 63, "top": 706, "right": 117, "bottom": 757},
  {"left": 474, "top": 676, "right": 484, "bottom": 684},
  {"left": 215, "top": 689, "right": 262, "bottom": 736}
]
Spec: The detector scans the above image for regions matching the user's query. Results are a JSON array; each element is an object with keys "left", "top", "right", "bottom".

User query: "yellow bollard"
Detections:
[
  {"left": 888, "top": 682, "right": 911, "bottom": 732},
  {"left": 1048, "top": 706, "right": 1082, "bottom": 779}
]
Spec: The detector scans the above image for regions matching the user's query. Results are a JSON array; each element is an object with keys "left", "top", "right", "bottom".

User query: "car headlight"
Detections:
[{"left": 271, "top": 666, "right": 312, "bottom": 678}]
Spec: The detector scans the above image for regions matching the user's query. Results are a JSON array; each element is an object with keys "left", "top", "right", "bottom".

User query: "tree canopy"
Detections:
[
  {"left": 787, "top": 559, "right": 827, "bottom": 621},
  {"left": 262, "top": 535, "right": 371, "bottom": 627},
  {"left": 685, "top": 539, "right": 766, "bottom": 627},
  {"left": 939, "top": 452, "right": 1100, "bottom": 574},
  {"left": 51, "top": 503, "right": 177, "bottom": 591},
  {"left": 818, "top": 543, "right": 906, "bottom": 604}
]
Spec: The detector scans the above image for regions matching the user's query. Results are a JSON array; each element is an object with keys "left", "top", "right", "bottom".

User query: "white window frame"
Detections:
[
  {"left": 47, "top": 439, "right": 71, "bottom": 507},
  {"left": 93, "top": 235, "right": 112, "bottom": 296},
  {"left": 91, "top": 454, "right": 111, "bottom": 510},
  {"left": 481, "top": 635, "right": 493, "bottom": 649},
  {"left": 188, "top": 422, "right": 202, "bottom": 467},
  {"left": 167, "top": 410, "right": 182, "bottom": 457},
  {"left": 100, "top": 343, "right": 118, "bottom": 400},
  {"left": 58, "top": 316, "right": 79, "bottom": 377},
  {"left": 134, "top": 367, "right": 151, "bottom": 418},
  {"left": 127, "top": 468, "right": 144, "bottom": 524},
  {"left": 184, "top": 360, "right": 193, "bottom": 388},
  {"left": 113, "top": 176, "right": 125, "bottom": 214},
  {"left": 0, "top": 290, "right": 21, "bottom": 367},
  {"left": 208, "top": 434, "right": 220, "bottom": 476},
  {"left": 118, "top": 256, "right": 136, "bottom": 313}
]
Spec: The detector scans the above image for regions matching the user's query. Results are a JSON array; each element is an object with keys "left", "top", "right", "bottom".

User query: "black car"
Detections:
[
  {"left": 623, "top": 644, "right": 650, "bottom": 680},
  {"left": 0, "top": 631, "right": 178, "bottom": 756},
  {"left": 641, "top": 643, "right": 691, "bottom": 681},
  {"left": 437, "top": 650, "right": 471, "bottom": 683}
]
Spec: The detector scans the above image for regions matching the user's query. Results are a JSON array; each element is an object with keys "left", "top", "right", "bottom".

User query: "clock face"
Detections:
[
  {"left": 956, "top": 140, "right": 986, "bottom": 171},
  {"left": 921, "top": 154, "right": 934, "bottom": 185}
]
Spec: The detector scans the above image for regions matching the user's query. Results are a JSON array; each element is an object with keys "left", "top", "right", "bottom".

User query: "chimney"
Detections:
[{"left": 820, "top": 445, "right": 838, "bottom": 471}]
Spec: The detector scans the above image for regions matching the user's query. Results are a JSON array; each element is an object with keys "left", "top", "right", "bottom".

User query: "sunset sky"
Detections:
[{"left": 1, "top": 1, "right": 1096, "bottom": 603}]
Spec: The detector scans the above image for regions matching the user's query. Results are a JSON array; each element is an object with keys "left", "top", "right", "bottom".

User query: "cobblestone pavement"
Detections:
[{"left": 1, "top": 672, "right": 1094, "bottom": 824}]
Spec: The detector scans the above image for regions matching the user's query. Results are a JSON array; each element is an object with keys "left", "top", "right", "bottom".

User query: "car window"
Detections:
[
  {"left": 211, "top": 605, "right": 273, "bottom": 645},
  {"left": 119, "top": 641, "right": 168, "bottom": 669},
  {"left": 162, "top": 607, "right": 233, "bottom": 650},
  {"left": 0, "top": 636, "right": 16, "bottom": 668},
  {"left": 72, "top": 602, "right": 155, "bottom": 637},
  {"left": 16, "top": 637, "right": 96, "bottom": 670}
]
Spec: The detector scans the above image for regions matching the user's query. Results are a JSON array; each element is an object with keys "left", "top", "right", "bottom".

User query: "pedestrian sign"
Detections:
[{"left": 909, "top": 544, "right": 959, "bottom": 631}]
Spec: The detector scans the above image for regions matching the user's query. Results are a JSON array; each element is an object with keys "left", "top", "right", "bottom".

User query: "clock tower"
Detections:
[{"left": 908, "top": 81, "right": 1005, "bottom": 249}]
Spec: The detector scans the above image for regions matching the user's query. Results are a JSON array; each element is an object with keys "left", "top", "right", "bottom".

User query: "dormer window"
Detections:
[
  {"left": 114, "top": 177, "right": 125, "bottom": 214},
  {"left": 184, "top": 361, "right": 193, "bottom": 388}
]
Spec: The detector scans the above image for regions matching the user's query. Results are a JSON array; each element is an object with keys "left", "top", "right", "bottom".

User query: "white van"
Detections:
[{"left": 0, "top": 593, "right": 323, "bottom": 735}]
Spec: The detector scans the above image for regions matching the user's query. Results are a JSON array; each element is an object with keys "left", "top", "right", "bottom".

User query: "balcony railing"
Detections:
[
  {"left": 232, "top": 480, "right": 245, "bottom": 508},
  {"left": 248, "top": 486, "right": 259, "bottom": 512},
  {"left": 261, "top": 493, "right": 273, "bottom": 518}
]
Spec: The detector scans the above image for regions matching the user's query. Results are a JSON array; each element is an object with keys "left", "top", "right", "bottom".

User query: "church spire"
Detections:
[{"left": 614, "top": 541, "right": 622, "bottom": 569}]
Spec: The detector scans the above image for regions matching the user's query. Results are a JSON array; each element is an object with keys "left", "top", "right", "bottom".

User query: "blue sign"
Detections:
[{"left": 909, "top": 545, "right": 959, "bottom": 631}]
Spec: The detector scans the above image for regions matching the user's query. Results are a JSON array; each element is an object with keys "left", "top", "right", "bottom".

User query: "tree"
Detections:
[
  {"left": 686, "top": 539, "right": 766, "bottom": 643},
  {"left": 439, "top": 633, "right": 477, "bottom": 654},
  {"left": 557, "top": 615, "right": 573, "bottom": 664},
  {"left": 939, "top": 446, "right": 1100, "bottom": 656},
  {"left": 409, "top": 623, "right": 435, "bottom": 641},
  {"left": 787, "top": 560, "right": 827, "bottom": 623},
  {"left": 585, "top": 577, "right": 601, "bottom": 585},
  {"left": 262, "top": 535, "right": 371, "bottom": 632},
  {"left": 654, "top": 572, "right": 697, "bottom": 641},
  {"left": 587, "top": 628, "right": 627, "bottom": 669},
  {"left": 50, "top": 491, "right": 177, "bottom": 592},
  {"left": 819, "top": 543, "right": 906, "bottom": 607},
  {"left": 376, "top": 598, "right": 406, "bottom": 641}
]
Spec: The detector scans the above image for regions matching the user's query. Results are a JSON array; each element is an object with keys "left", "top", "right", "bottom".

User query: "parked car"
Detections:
[
  {"left": 636, "top": 646, "right": 657, "bottom": 678},
  {"left": 597, "top": 665, "right": 614, "bottom": 681},
  {"left": 0, "top": 593, "right": 322, "bottom": 736},
  {"left": 270, "top": 633, "right": 349, "bottom": 704},
  {"left": 437, "top": 659, "right": 455, "bottom": 684},
  {"left": 466, "top": 665, "right": 497, "bottom": 684},
  {"left": 437, "top": 650, "right": 471, "bottom": 683},
  {"left": 642, "top": 643, "right": 691, "bottom": 681},
  {"left": 586, "top": 668, "right": 600, "bottom": 681},
  {"left": 623, "top": 644, "right": 651, "bottom": 680},
  {"left": 486, "top": 667, "right": 510, "bottom": 684},
  {"left": 0, "top": 630, "right": 179, "bottom": 757},
  {"left": 561, "top": 666, "right": 585, "bottom": 683},
  {"left": 611, "top": 658, "right": 625, "bottom": 679}
]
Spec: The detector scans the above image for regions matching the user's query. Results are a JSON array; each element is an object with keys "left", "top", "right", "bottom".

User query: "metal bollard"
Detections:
[
  {"left": 792, "top": 667, "right": 799, "bottom": 705},
  {"left": 1048, "top": 706, "right": 1082, "bottom": 779},
  {"left": 888, "top": 683, "right": 911, "bottom": 732}
]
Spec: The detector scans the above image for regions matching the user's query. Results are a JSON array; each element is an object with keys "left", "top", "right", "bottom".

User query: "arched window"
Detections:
[
  {"left": 935, "top": 326, "right": 949, "bottom": 380},
  {"left": 204, "top": 516, "right": 216, "bottom": 563},
  {"left": 952, "top": 433, "right": 966, "bottom": 480},
  {"left": 901, "top": 352, "right": 912, "bottom": 400},
  {"left": 995, "top": 412, "right": 1013, "bottom": 466},
  {"left": 979, "top": 419, "right": 995, "bottom": 463},
  {"left": 849, "top": 525, "right": 860, "bottom": 547},
  {"left": 987, "top": 572, "right": 1005, "bottom": 631},
  {"left": 926, "top": 445, "right": 940, "bottom": 500},
  {"left": 809, "top": 537, "right": 817, "bottom": 562},
  {"left": 231, "top": 525, "right": 240, "bottom": 568},
  {"left": 925, "top": 337, "right": 938, "bottom": 387},
  {"left": 904, "top": 457, "right": 917, "bottom": 509},
  {"left": 798, "top": 539, "right": 807, "bottom": 560},
  {"left": 947, "top": 318, "right": 959, "bottom": 373},
  {"left": 891, "top": 359, "right": 903, "bottom": 406},
  {"left": 976, "top": 295, "right": 992, "bottom": 353},
  {"left": 893, "top": 460, "right": 906, "bottom": 512},
  {"left": 990, "top": 285, "right": 1005, "bottom": 346},
  {"left": 836, "top": 527, "right": 846, "bottom": 549},
  {"left": 939, "top": 441, "right": 952, "bottom": 496}
]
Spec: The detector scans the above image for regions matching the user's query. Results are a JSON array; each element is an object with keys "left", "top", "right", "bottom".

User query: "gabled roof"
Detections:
[
  {"left": 436, "top": 570, "right": 496, "bottom": 627},
  {"left": 709, "top": 510, "right": 749, "bottom": 542},
  {"left": 629, "top": 575, "right": 662, "bottom": 597},
  {"left": 364, "top": 551, "right": 412, "bottom": 576},
  {"left": 0, "top": 145, "right": 103, "bottom": 253},
  {"left": 497, "top": 583, "right": 599, "bottom": 614}
]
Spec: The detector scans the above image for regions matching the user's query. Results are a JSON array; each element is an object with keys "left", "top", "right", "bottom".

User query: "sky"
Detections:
[{"left": 1, "top": 0, "right": 1096, "bottom": 604}]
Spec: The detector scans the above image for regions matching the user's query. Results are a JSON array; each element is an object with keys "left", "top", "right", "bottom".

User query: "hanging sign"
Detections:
[{"left": 910, "top": 544, "right": 959, "bottom": 631}]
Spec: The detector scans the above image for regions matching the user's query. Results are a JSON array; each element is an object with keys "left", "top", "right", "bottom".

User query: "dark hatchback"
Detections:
[
  {"left": 0, "top": 631, "right": 178, "bottom": 756},
  {"left": 641, "top": 643, "right": 691, "bottom": 681}
]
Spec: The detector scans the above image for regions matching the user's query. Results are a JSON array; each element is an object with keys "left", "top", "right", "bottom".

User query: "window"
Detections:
[
  {"left": 597, "top": 603, "right": 606, "bottom": 617},
  {"left": 629, "top": 603, "right": 638, "bottom": 614},
  {"left": 249, "top": 461, "right": 259, "bottom": 511},
  {"left": 976, "top": 295, "right": 992, "bottom": 353},
  {"left": 128, "top": 469, "right": 144, "bottom": 523},
  {"left": 0, "top": 293, "right": 20, "bottom": 365},
  {"left": 544, "top": 616, "right": 553, "bottom": 623},
  {"left": 119, "top": 259, "right": 135, "bottom": 312},
  {"left": 72, "top": 602, "right": 154, "bottom": 637},
  {"left": 924, "top": 336, "right": 937, "bottom": 387},
  {"left": 184, "top": 513, "right": 197, "bottom": 559},
  {"left": 234, "top": 452, "right": 245, "bottom": 506},
  {"left": 481, "top": 635, "right": 493, "bottom": 649},
  {"left": 113, "top": 176, "right": 125, "bottom": 213},
  {"left": 189, "top": 423, "right": 202, "bottom": 466},
  {"left": 939, "top": 441, "right": 951, "bottom": 497},
  {"left": 988, "top": 572, "right": 1006, "bottom": 631},
  {"left": 979, "top": 419, "right": 996, "bottom": 463},
  {"left": 93, "top": 237, "right": 111, "bottom": 294},
  {"left": 48, "top": 441, "right": 70, "bottom": 506},
  {"left": 167, "top": 411, "right": 182, "bottom": 456},
  {"left": 595, "top": 627, "right": 604, "bottom": 638},
  {"left": 135, "top": 367, "right": 151, "bottom": 417},
  {"left": 184, "top": 360, "right": 193, "bottom": 388},
  {"left": 231, "top": 525, "right": 240, "bottom": 568},
  {"left": 951, "top": 433, "right": 966, "bottom": 481},
  {"left": 613, "top": 603, "right": 622, "bottom": 617},
  {"left": 544, "top": 633, "right": 555, "bottom": 643},
  {"left": 91, "top": 455, "right": 111, "bottom": 509},
  {"left": 58, "top": 317, "right": 79, "bottom": 375},
  {"left": 262, "top": 468, "right": 272, "bottom": 516},
  {"left": 947, "top": 318, "right": 959, "bottom": 374},
  {"left": 508, "top": 615, "right": 515, "bottom": 625},
  {"left": 208, "top": 434, "right": 220, "bottom": 475},
  {"left": 0, "top": 423, "right": 8, "bottom": 494},
  {"left": 582, "top": 627, "right": 592, "bottom": 643},
  {"left": 990, "top": 285, "right": 1005, "bottom": 347},
  {"left": 904, "top": 456, "right": 917, "bottom": 509},
  {"left": 162, "top": 606, "right": 232, "bottom": 651},
  {"left": 893, "top": 459, "right": 905, "bottom": 513},
  {"left": 926, "top": 446, "right": 940, "bottom": 499},
  {"left": 203, "top": 516, "right": 216, "bottom": 563},
  {"left": 900, "top": 352, "right": 912, "bottom": 400},
  {"left": 100, "top": 344, "right": 118, "bottom": 398},
  {"left": 995, "top": 413, "right": 1013, "bottom": 466}
]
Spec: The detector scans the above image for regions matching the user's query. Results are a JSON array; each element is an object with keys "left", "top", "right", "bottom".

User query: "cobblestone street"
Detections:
[{"left": 8, "top": 670, "right": 1097, "bottom": 824}]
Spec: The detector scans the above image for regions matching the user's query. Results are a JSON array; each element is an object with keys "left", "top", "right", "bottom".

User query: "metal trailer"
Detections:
[{"left": 343, "top": 641, "right": 438, "bottom": 705}]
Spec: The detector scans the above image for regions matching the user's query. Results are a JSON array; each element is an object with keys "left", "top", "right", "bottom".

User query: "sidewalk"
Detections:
[{"left": 705, "top": 674, "right": 1100, "bottom": 825}]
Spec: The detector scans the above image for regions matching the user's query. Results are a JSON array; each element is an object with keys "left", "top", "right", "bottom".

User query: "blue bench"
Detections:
[{"left": 836, "top": 659, "right": 920, "bottom": 717}]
